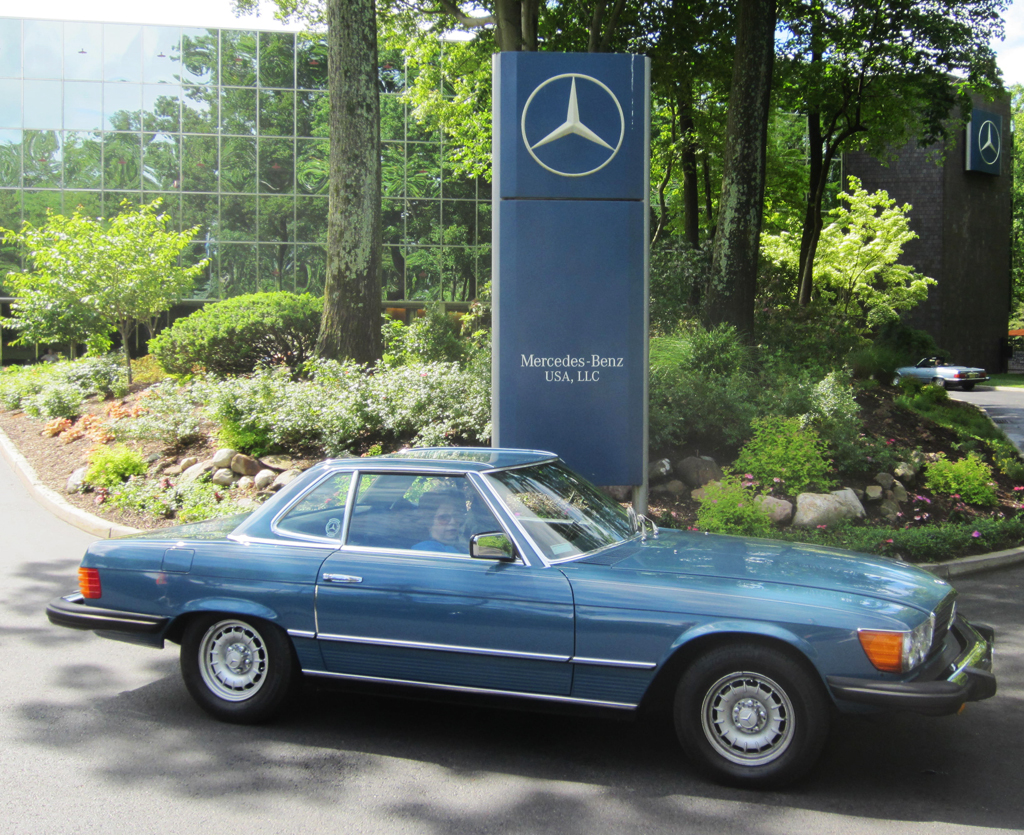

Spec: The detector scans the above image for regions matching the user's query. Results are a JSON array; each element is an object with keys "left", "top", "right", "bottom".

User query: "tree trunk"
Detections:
[
  {"left": 494, "top": 0, "right": 522, "bottom": 51},
  {"left": 679, "top": 82, "right": 700, "bottom": 249},
  {"left": 704, "top": 0, "right": 776, "bottom": 338},
  {"left": 317, "top": 0, "right": 383, "bottom": 364}
]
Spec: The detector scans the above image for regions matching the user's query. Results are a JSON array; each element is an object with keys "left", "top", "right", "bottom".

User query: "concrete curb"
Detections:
[
  {"left": 1, "top": 425, "right": 1022, "bottom": 575},
  {"left": 0, "top": 425, "right": 138, "bottom": 539}
]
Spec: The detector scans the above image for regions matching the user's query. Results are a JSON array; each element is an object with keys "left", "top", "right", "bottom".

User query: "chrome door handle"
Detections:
[{"left": 322, "top": 573, "right": 362, "bottom": 584}]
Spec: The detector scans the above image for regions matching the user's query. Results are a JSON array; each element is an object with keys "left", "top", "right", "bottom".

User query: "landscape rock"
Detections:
[
  {"left": 677, "top": 456, "right": 724, "bottom": 489},
  {"left": 211, "top": 468, "right": 238, "bottom": 487},
  {"left": 600, "top": 485, "right": 632, "bottom": 502},
  {"left": 894, "top": 461, "right": 917, "bottom": 486},
  {"left": 690, "top": 481, "right": 719, "bottom": 503},
  {"left": 874, "top": 472, "right": 894, "bottom": 490},
  {"left": 792, "top": 489, "right": 865, "bottom": 528},
  {"left": 260, "top": 455, "right": 296, "bottom": 472},
  {"left": 163, "top": 464, "right": 183, "bottom": 476},
  {"left": 179, "top": 456, "right": 198, "bottom": 470},
  {"left": 648, "top": 458, "right": 672, "bottom": 480},
  {"left": 211, "top": 448, "right": 237, "bottom": 469},
  {"left": 864, "top": 484, "right": 884, "bottom": 502},
  {"left": 755, "top": 495, "right": 793, "bottom": 525},
  {"left": 272, "top": 469, "right": 302, "bottom": 490},
  {"left": 879, "top": 498, "right": 902, "bottom": 521},
  {"left": 66, "top": 466, "right": 89, "bottom": 494},
  {"left": 231, "top": 453, "right": 262, "bottom": 476},
  {"left": 179, "top": 460, "right": 216, "bottom": 485},
  {"left": 891, "top": 481, "right": 909, "bottom": 503},
  {"left": 664, "top": 479, "right": 687, "bottom": 496},
  {"left": 254, "top": 469, "right": 278, "bottom": 491},
  {"left": 236, "top": 476, "right": 255, "bottom": 490}
]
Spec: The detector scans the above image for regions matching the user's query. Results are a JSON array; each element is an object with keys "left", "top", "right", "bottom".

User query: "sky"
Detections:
[{"left": 15, "top": 0, "right": 1024, "bottom": 87}]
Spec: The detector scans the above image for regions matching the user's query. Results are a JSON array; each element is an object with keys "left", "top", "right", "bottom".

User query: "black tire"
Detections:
[
  {"left": 931, "top": 377, "right": 947, "bottom": 389},
  {"left": 180, "top": 614, "right": 297, "bottom": 724},
  {"left": 960, "top": 382, "right": 976, "bottom": 392},
  {"left": 673, "top": 643, "right": 829, "bottom": 788},
  {"left": 891, "top": 373, "right": 902, "bottom": 387}
]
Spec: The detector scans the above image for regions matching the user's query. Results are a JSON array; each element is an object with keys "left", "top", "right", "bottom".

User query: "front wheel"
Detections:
[
  {"left": 181, "top": 614, "right": 297, "bottom": 724},
  {"left": 931, "top": 377, "right": 947, "bottom": 389},
  {"left": 674, "top": 643, "right": 829, "bottom": 788}
]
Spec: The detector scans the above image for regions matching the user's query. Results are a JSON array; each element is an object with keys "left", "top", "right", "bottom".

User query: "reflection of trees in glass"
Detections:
[
  {"left": 0, "top": 134, "right": 21, "bottom": 188},
  {"left": 103, "top": 133, "right": 143, "bottom": 191},
  {"left": 259, "top": 31, "right": 295, "bottom": 88},
  {"left": 180, "top": 134, "right": 218, "bottom": 192},
  {"left": 143, "top": 133, "right": 179, "bottom": 191},
  {"left": 181, "top": 29, "right": 217, "bottom": 85},
  {"left": 221, "top": 30, "right": 258, "bottom": 87},
  {"left": 22, "top": 132, "right": 62, "bottom": 188}
]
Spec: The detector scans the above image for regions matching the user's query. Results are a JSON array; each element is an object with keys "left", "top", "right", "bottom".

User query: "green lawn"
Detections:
[{"left": 988, "top": 373, "right": 1024, "bottom": 388}]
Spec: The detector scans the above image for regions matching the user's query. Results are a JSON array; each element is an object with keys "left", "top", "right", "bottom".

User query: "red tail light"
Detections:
[{"left": 78, "top": 568, "right": 101, "bottom": 599}]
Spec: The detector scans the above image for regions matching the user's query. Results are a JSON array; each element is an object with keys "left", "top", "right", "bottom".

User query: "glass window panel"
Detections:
[
  {"left": 103, "top": 134, "right": 143, "bottom": 191},
  {"left": 296, "top": 90, "right": 325, "bottom": 138},
  {"left": 104, "top": 83, "right": 143, "bottom": 131},
  {"left": 0, "top": 79, "right": 20, "bottom": 128},
  {"left": 383, "top": 245, "right": 404, "bottom": 301},
  {"left": 219, "top": 243, "right": 258, "bottom": 297},
  {"left": 380, "top": 95, "right": 404, "bottom": 142},
  {"left": 148, "top": 193, "right": 180, "bottom": 233},
  {"left": 180, "top": 192, "right": 217, "bottom": 241},
  {"left": 24, "top": 20, "right": 62, "bottom": 80},
  {"left": 477, "top": 201, "right": 491, "bottom": 243},
  {"left": 405, "top": 111, "right": 439, "bottom": 143},
  {"left": 104, "top": 24, "right": 143, "bottom": 83},
  {"left": 180, "top": 134, "right": 217, "bottom": 191},
  {"left": 181, "top": 28, "right": 217, "bottom": 85},
  {"left": 259, "top": 89, "right": 294, "bottom": 136},
  {"left": 259, "top": 195, "right": 294, "bottom": 243},
  {"left": 181, "top": 85, "right": 218, "bottom": 134},
  {"left": 0, "top": 190, "right": 22, "bottom": 285},
  {"left": 221, "top": 137, "right": 257, "bottom": 193},
  {"left": 381, "top": 142, "right": 405, "bottom": 198},
  {"left": 221, "top": 194, "right": 256, "bottom": 239},
  {"left": 402, "top": 199, "right": 441, "bottom": 246},
  {"left": 143, "top": 85, "right": 181, "bottom": 133},
  {"left": 24, "top": 80, "right": 63, "bottom": 130},
  {"left": 404, "top": 246, "right": 443, "bottom": 300},
  {"left": 259, "top": 32, "right": 294, "bottom": 88},
  {"left": 258, "top": 137, "right": 293, "bottom": 194},
  {"left": 23, "top": 130, "right": 61, "bottom": 188},
  {"left": 406, "top": 143, "right": 441, "bottom": 198},
  {"left": 0, "top": 19, "right": 23, "bottom": 78},
  {"left": 63, "top": 81, "right": 103, "bottom": 131},
  {"left": 143, "top": 133, "right": 180, "bottom": 191},
  {"left": 442, "top": 173, "right": 479, "bottom": 200},
  {"left": 441, "top": 200, "right": 476, "bottom": 240},
  {"left": 221, "top": 31, "right": 257, "bottom": 87},
  {"left": 259, "top": 243, "right": 293, "bottom": 291},
  {"left": 296, "top": 39, "right": 327, "bottom": 90},
  {"left": 378, "top": 50, "right": 405, "bottom": 93},
  {"left": 186, "top": 242, "right": 216, "bottom": 299},
  {"left": 63, "top": 22, "right": 102, "bottom": 81},
  {"left": 441, "top": 247, "right": 479, "bottom": 302},
  {"left": 296, "top": 138, "right": 328, "bottom": 194},
  {"left": 63, "top": 131, "right": 102, "bottom": 189},
  {"left": 295, "top": 196, "right": 327, "bottom": 243},
  {"left": 382, "top": 198, "right": 403, "bottom": 245},
  {"left": 220, "top": 87, "right": 256, "bottom": 135},
  {"left": 294, "top": 245, "right": 326, "bottom": 296},
  {"left": 23, "top": 189, "right": 62, "bottom": 224},
  {"left": 143, "top": 26, "right": 181, "bottom": 84},
  {"left": 0, "top": 130, "right": 22, "bottom": 188}
]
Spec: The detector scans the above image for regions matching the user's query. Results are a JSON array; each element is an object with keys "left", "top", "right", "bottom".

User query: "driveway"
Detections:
[{"left": 950, "top": 385, "right": 1024, "bottom": 452}]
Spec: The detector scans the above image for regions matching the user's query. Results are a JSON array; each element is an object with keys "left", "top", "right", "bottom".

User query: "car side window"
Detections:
[
  {"left": 275, "top": 472, "right": 353, "bottom": 540},
  {"left": 345, "top": 473, "right": 503, "bottom": 556}
]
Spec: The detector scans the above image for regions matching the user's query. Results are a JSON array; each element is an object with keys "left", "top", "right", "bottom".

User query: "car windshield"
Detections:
[{"left": 484, "top": 461, "right": 635, "bottom": 561}]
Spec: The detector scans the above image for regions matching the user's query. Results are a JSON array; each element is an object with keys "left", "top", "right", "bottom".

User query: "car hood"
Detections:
[
  {"left": 119, "top": 511, "right": 254, "bottom": 542},
  {"left": 577, "top": 529, "right": 950, "bottom": 611}
]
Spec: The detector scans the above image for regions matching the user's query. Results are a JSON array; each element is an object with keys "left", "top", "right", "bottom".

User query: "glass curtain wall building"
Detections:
[{"left": 0, "top": 17, "right": 490, "bottom": 307}]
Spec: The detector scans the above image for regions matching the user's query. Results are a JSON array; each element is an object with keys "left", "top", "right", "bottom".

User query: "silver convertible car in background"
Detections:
[
  {"left": 47, "top": 448, "right": 996, "bottom": 787},
  {"left": 894, "top": 356, "right": 989, "bottom": 390}
]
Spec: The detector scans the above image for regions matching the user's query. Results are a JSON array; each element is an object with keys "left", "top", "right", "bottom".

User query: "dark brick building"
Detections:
[{"left": 843, "top": 93, "right": 1012, "bottom": 371}]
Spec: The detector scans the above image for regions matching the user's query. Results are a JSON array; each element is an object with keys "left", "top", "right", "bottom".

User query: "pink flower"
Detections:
[
  {"left": 885, "top": 539, "right": 894, "bottom": 544},
  {"left": 972, "top": 530, "right": 981, "bottom": 538},
  {"left": 1014, "top": 486, "right": 1024, "bottom": 492},
  {"left": 817, "top": 524, "right": 827, "bottom": 529}
]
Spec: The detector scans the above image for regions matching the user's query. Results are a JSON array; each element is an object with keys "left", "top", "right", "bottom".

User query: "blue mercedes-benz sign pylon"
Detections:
[{"left": 492, "top": 52, "right": 650, "bottom": 496}]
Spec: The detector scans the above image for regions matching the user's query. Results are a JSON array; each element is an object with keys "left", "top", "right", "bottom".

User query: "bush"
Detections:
[
  {"left": 381, "top": 305, "right": 470, "bottom": 367},
  {"left": 923, "top": 453, "right": 998, "bottom": 507},
  {"left": 130, "top": 354, "right": 168, "bottom": 386},
  {"left": 54, "top": 354, "right": 127, "bottom": 398},
  {"left": 84, "top": 443, "right": 148, "bottom": 488},
  {"left": 110, "top": 476, "right": 253, "bottom": 523},
  {"left": 111, "top": 381, "right": 203, "bottom": 447},
  {"left": 149, "top": 292, "right": 321, "bottom": 377},
  {"left": 735, "top": 416, "right": 835, "bottom": 494},
  {"left": 649, "top": 244, "right": 709, "bottom": 334},
  {"left": 24, "top": 383, "right": 84, "bottom": 419},
  {"left": 872, "top": 320, "right": 942, "bottom": 366},
  {"left": 695, "top": 473, "right": 774, "bottom": 537}
]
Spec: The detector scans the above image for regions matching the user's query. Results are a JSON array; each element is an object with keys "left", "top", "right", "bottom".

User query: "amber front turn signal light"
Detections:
[
  {"left": 78, "top": 567, "right": 101, "bottom": 599},
  {"left": 858, "top": 630, "right": 904, "bottom": 673}
]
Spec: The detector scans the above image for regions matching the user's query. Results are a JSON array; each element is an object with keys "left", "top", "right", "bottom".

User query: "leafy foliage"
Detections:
[
  {"left": 695, "top": 472, "right": 774, "bottom": 537},
  {"left": 924, "top": 453, "right": 998, "bottom": 506},
  {"left": 84, "top": 444, "right": 148, "bottom": 488},
  {"left": 381, "top": 306, "right": 470, "bottom": 367},
  {"left": 149, "top": 292, "right": 321, "bottom": 377},
  {"left": 735, "top": 416, "right": 835, "bottom": 494}
]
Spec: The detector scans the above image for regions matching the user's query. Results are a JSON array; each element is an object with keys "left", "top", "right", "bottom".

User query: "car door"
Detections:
[{"left": 314, "top": 471, "right": 576, "bottom": 696}]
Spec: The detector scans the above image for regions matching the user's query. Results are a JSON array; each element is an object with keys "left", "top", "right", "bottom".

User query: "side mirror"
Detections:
[{"left": 470, "top": 531, "right": 517, "bottom": 561}]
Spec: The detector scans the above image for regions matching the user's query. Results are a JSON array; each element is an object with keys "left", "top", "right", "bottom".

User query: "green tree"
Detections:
[
  {"left": 761, "top": 176, "right": 936, "bottom": 331},
  {"left": 1010, "top": 85, "right": 1024, "bottom": 322},
  {"left": 2, "top": 201, "right": 208, "bottom": 381}
]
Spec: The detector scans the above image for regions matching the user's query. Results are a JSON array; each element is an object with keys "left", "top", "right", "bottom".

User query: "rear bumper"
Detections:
[
  {"left": 827, "top": 615, "right": 996, "bottom": 716},
  {"left": 47, "top": 592, "right": 169, "bottom": 636}
]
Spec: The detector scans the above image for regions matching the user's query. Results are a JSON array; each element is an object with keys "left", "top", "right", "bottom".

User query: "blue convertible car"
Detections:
[{"left": 47, "top": 448, "right": 996, "bottom": 787}]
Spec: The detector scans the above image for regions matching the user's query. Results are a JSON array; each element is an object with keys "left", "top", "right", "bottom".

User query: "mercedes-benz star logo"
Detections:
[
  {"left": 978, "top": 119, "right": 1001, "bottom": 165},
  {"left": 520, "top": 73, "right": 624, "bottom": 178}
]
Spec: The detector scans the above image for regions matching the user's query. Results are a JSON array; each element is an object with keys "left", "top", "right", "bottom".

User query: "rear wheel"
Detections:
[
  {"left": 180, "top": 614, "right": 296, "bottom": 724},
  {"left": 961, "top": 382, "right": 976, "bottom": 392},
  {"left": 891, "top": 373, "right": 902, "bottom": 387},
  {"left": 674, "top": 643, "right": 829, "bottom": 788}
]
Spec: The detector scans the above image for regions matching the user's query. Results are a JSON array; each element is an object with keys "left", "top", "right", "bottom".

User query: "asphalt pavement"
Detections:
[
  {"left": 2, "top": 434, "right": 1024, "bottom": 834},
  {"left": 950, "top": 384, "right": 1024, "bottom": 452}
]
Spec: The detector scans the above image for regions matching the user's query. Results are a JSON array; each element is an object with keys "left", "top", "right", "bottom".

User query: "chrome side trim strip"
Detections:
[
  {"left": 300, "top": 669, "right": 638, "bottom": 710},
  {"left": 316, "top": 631, "right": 570, "bottom": 662},
  {"left": 287, "top": 629, "right": 317, "bottom": 640},
  {"left": 570, "top": 656, "right": 657, "bottom": 670},
  {"left": 227, "top": 534, "right": 337, "bottom": 550}
]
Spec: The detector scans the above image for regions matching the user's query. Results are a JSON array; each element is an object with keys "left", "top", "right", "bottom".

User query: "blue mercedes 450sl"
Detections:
[{"left": 47, "top": 448, "right": 996, "bottom": 787}]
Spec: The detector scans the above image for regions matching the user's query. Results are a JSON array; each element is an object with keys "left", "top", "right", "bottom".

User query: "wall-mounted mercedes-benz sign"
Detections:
[
  {"left": 520, "top": 73, "right": 625, "bottom": 177},
  {"left": 966, "top": 109, "right": 1002, "bottom": 175}
]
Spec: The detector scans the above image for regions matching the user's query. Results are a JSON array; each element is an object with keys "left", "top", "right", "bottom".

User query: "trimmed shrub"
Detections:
[
  {"left": 149, "top": 292, "right": 321, "bottom": 376},
  {"left": 924, "top": 453, "right": 998, "bottom": 507},
  {"left": 84, "top": 443, "right": 148, "bottom": 488},
  {"left": 695, "top": 473, "right": 774, "bottom": 537},
  {"left": 24, "top": 383, "right": 84, "bottom": 419},
  {"left": 735, "top": 416, "right": 835, "bottom": 495},
  {"left": 381, "top": 305, "right": 469, "bottom": 367}
]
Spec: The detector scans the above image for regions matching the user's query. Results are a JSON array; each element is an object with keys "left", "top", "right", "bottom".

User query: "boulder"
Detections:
[
  {"left": 664, "top": 479, "right": 687, "bottom": 496},
  {"left": 690, "top": 481, "right": 720, "bottom": 503},
  {"left": 874, "top": 472, "right": 895, "bottom": 490},
  {"left": 66, "top": 466, "right": 89, "bottom": 494},
  {"left": 211, "top": 448, "right": 238, "bottom": 469},
  {"left": 163, "top": 464, "right": 183, "bottom": 477},
  {"left": 677, "top": 456, "right": 724, "bottom": 489},
  {"left": 879, "top": 498, "right": 902, "bottom": 522},
  {"left": 179, "top": 460, "right": 216, "bottom": 485},
  {"left": 792, "top": 489, "right": 865, "bottom": 528},
  {"left": 236, "top": 476, "right": 255, "bottom": 490},
  {"left": 254, "top": 469, "right": 278, "bottom": 491},
  {"left": 648, "top": 458, "right": 672, "bottom": 480},
  {"left": 231, "top": 453, "right": 262, "bottom": 477},
  {"left": 259, "top": 455, "right": 296, "bottom": 472},
  {"left": 211, "top": 468, "right": 238, "bottom": 487},
  {"left": 894, "top": 461, "right": 917, "bottom": 486},
  {"left": 755, "top": 495, "right": 793, "bottom": 525},
  {"left": 179, "top": 456, "right": 198, "bottom": 470},
  {"left": 891, "top": 481, "right": 909, "bottom": 503},
  {"left": 864, "top": 484, "right": 884, "bottom": 502},
  {"left": 272, "top": 469, "right": 303, "bottom": 490}
]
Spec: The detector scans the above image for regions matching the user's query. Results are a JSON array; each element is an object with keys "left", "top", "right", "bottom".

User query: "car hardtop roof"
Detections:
[{"left": 323, "top": 447, "right": 560, "bottom": 472}]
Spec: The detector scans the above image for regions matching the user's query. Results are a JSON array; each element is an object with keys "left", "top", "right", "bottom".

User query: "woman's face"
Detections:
[{"left": 429, "top": 500, "right": 464, "bottom": 545}]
